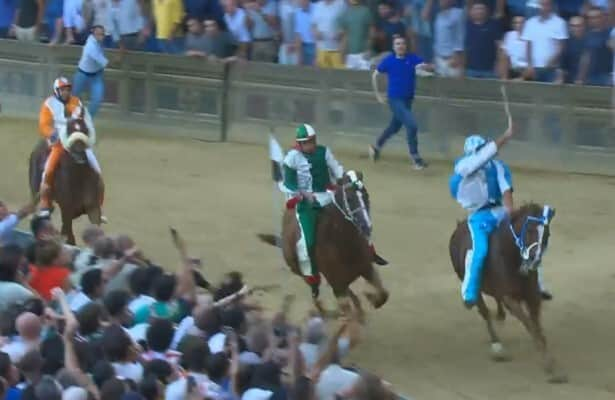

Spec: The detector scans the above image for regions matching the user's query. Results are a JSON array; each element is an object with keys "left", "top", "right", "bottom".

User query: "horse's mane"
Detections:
[{"left": 510, "top": 202, "right": 543, "bottom": 222}]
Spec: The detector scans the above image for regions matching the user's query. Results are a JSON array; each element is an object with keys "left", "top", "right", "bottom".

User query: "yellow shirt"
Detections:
[{"left": 153, "top": 0, "right": 185, "bottom": 39}]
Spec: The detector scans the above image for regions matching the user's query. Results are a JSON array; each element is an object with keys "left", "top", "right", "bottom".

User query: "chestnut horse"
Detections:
[
  {"left": 449, "top": 202, "right": 567, "bottom": 383},
  {"left": 259, "top": 171, "right": 389, "bottom": 316},
  {"left": 29, "top": 110, "right": 104, "bottom": 244}
]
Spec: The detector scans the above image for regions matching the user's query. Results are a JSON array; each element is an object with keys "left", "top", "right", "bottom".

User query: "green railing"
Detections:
[{"left": 1, "top": 39, "right": 613, "bottom": 175}]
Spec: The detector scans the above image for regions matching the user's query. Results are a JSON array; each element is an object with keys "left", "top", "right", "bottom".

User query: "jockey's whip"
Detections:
[{"left": 500, "top": 85, "right": 512, "bottom": 128}]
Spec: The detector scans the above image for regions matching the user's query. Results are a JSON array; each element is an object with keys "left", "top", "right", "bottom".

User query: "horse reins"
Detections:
[{"left": 508, "top": 205, "right": 553, "bottom": 271}]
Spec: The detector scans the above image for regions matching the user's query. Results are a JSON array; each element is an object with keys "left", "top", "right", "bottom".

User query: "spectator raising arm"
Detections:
[
  {"left": 0, "top": 199, "right": 37, "bottom": 243},
  {"left": 52, "top": 287, "right": 101, "bottom": 399},
  {"left": 170, "top": 228, "right": 197, "bottom": 306}
]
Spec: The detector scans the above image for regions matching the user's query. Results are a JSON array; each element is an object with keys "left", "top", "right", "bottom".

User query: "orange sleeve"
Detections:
[{"left": 39, "top": 101, "right": 55, "bottom": 138}]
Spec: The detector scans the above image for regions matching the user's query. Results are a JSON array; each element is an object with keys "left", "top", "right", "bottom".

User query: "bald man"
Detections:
[{"left": 1, "top": 312, "right": 42, "bottom": 363}]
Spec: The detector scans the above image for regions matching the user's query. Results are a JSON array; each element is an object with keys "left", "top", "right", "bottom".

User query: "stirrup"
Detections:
[{"left": 37, "top": 208, "right": 53, "bottom": 218}]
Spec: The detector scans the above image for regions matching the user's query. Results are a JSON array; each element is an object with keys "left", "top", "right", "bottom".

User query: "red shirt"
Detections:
[{"left": 29, "top": 264, "right": 71, "bottom": 301}]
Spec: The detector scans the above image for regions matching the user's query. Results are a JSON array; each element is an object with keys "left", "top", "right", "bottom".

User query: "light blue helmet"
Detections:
[{"left": 464, "top": 135, "right": 487, "bottom": 155}]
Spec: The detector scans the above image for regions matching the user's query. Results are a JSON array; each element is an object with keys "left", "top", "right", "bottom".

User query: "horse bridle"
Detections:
[
  {"left": 329, "top": 171, "right": 372, "bottom": 236},
  {"left": 509, "top": 205, "right": 553, "bottom": 273}
]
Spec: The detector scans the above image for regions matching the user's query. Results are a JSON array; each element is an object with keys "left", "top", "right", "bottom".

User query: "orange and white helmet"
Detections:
[{"left": 53, "top": 77, "right": 72, "bottom": 99}]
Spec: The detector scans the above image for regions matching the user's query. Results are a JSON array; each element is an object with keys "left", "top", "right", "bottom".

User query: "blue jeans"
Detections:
[
  {"left": 157, "top": 38, "right": 182, "bottom": 54},
  {"left": 534, "top": 68, "right": 556, "bottom": 83},
  {"left": 466, "top": 69, "right": 497, "bottom": 79},
  {"left": 376, "top": 97, "right": 420, "bottom": 158},
  {"left": 587, "top": 74, "right": 611, "bottom": 87},
  {"left": 463, "top": 209, "right": 501, "bottom": 305},
  {"left": 73, "top": 70, "right": 105, "bottom": 118},
  {"left": 301, "top": 43, "right": 315, "bottom": 66}
]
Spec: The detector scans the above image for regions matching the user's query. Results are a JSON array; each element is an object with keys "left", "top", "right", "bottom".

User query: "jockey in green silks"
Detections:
[{"left": 282, "top": 124, "right": 388, "bottom": 296}]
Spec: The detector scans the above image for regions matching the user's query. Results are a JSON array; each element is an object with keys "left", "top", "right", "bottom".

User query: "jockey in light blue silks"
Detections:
[
  {"left": 449, "top": 129, "right": 552, "bottom": 308},
  {"left": 281, "top": 124, "right": 388, "bottom": 297}
]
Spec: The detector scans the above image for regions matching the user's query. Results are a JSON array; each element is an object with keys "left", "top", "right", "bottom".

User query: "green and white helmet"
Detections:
[{"left": 295, "top": 124, "right": 316, "bottom": 142}]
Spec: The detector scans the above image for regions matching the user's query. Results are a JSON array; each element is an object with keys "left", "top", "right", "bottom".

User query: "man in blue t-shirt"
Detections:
[{"left": 370, "top": 35, "right": 432, "bottom": 170}]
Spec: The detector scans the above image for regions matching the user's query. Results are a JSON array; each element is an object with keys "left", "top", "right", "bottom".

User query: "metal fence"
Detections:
[{"left": 1, "top": 40, "right": 613, "bottom": 175}]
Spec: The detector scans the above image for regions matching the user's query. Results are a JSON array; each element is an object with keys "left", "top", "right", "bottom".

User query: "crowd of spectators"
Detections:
[
  {"left": 0, "top": 198, "right": 398, "bottom": 400},
  {"left": 0, "top": 0, "right": 613, "bottom": 84}
]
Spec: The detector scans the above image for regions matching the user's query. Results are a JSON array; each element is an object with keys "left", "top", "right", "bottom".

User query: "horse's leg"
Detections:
[
  {"left": 87, "top": 207, "right": 102, "bottom": 225},
  {"left": 347, "top": 288, "right": 365, "bottom": 323},
  {"left": 61, "top": 214, "right": 76, "bottom": 245},
  {"left": 502, "top": 296, "right": 568, "bottom": 383},
  {"left": 361, "top": 264, "right": 389, "bottom": 309},
  {"left": 526, "top": 288, "right": 568, "bottom": 383},
  {"left": 477, "top": 296, "right": 509, "bottom": 362},
  {"left": 496, "top": 299, "right": 506, "bottom": 321}
]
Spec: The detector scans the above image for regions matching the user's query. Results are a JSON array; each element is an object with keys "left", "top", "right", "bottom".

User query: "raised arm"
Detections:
[
  {"left": 455, "top": 121, "right": 514, "bottom": 177},
  {"left": 170, "top": 228, "right": 197, "bottom": 305},
  {"left": 52, "top": 287, "right": 101, "bottom": 399}
]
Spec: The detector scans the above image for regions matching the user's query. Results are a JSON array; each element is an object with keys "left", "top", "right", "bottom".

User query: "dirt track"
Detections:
[{"left": 2, "top": 117, "right": 615, "bottom": 399}]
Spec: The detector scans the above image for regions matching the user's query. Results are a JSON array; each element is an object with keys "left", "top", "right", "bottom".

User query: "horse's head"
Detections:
[
  {"left": 509, "top": 203, "right": 556, "bottom": 273},
  {"left": 332, "top": 170, "right": 372, "bottom": 238},
  {"left": 64, "top": 106, "right": 90, "bottom": 162}
]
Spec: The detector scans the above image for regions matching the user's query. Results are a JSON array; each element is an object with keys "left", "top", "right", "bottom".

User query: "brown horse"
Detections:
[
  {"left": 29, "top": 110, "right": 104, "bottom": 245},
  {"left": 259, "top": 170, "right": 389, "bottom": 316},
  {"left": 449, "top": 202, "right": 567, "bottom": 383}
]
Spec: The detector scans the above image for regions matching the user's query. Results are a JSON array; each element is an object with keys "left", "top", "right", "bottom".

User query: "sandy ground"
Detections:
[{"left": 1, "top": 117, "right": 615, "bottom": 399}]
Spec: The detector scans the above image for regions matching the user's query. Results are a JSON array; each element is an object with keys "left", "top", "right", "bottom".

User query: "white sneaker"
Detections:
[{"left": 100, "top": 215, "right": 108, "bottom": 224}]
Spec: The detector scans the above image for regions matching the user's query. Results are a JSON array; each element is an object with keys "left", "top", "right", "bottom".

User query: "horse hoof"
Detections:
[
  {"left": 489, "top": 342, "right": 511, "bottom": 362},
  {"left": 547, "top": 372, "right": 569, "bottom": 384},
  {"left": 364, "top": 290, "right": 389, "bottom": 309}
]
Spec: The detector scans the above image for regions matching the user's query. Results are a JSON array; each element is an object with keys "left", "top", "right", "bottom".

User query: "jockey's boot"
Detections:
[
  {"left": 38, "top": 182, "right": 54, "bottom": 218},
  {"left": 369, "top": 244, "right": 388, "bottom": 266}
]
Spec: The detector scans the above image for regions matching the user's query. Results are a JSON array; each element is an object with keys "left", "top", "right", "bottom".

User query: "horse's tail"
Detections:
[{"left": 257, "top": 233, "right": 281, "bottom": 248}]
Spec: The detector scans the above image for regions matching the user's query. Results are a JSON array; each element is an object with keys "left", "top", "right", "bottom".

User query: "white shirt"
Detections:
[
  {"left": 208, "top": 332, "right": 226, "bottom": 353},
  {"left": 1, "top": 337, "right": 39, "bottom": 363},
  {"left": 502, "top": 30, "right": 528, "bottom": 68},
  {"left": 166, "top": 373, "right": 225, "bottom": 400},
  {"left": 242, "top": 388, "right": 274, "bottom": 400},
  {"left": 112, "top": 361, "right": 144, "bottom": 383},
  {"left": 171, "top": 316, "right": 206, "bottom": 349},
  {"left": 315, "top": 364, "right": 360, "bottom": 400},
  {"left": 225, "top": 8, "right": 251, "bottom": 43},
  {"left": 521, "top": 13, "right": 568, "bottom": 68},
  {"left": 125, "top": 323, "right": 149, "bottom": 343},
  {"left": 128, "top": 294, "right": 156, "bottom": 315},
  {"left": 278, "top": 0, "right": 295, "bottom": 44},
  {"left": 311, "top": 0, "right": 346, "bottom": 51},
  {"left": 63, "top": 0, "right": 86, "bottom": 30},
  {"left": 69, "top": 291, "right": 92, "bottom": 312}
]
